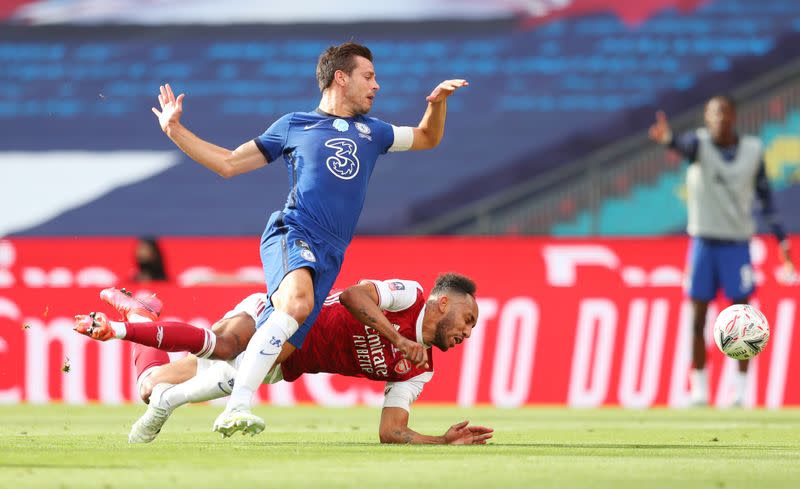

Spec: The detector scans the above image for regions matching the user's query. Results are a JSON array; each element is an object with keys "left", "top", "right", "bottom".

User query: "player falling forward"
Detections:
[
  {"left": 151, "top": 42, "right": 468, "bottom": 435},
  {"left": 75, "top": 274, "right": 492, "bottom": 444}
]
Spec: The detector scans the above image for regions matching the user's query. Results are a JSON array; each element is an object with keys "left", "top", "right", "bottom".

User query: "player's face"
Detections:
[
  {"left": 343, "top": 56, "right": 380, "bottom": 115},
  {"left": 704, "top": 98, "right": 736, "bottom": 142},
  {"left": 433, "top": 295, "right": 479, "bottom": 352}
]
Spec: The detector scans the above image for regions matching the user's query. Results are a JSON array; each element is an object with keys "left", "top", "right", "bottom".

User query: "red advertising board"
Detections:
[{"left": 0, "top": 236, "right": 797, "bottom": 407}]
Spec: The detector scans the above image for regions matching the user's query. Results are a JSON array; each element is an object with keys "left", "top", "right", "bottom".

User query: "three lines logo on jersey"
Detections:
[{"left": 324, "top": 138, "right": 360, "bottom": 180}]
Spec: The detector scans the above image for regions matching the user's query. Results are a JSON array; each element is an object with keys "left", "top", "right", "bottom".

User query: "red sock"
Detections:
[
  {"left": 132, "top": 344, "right": 170, "bottom": 381},
  {"left": 124, "top": 321, "right": 215, "bottom": 358}
]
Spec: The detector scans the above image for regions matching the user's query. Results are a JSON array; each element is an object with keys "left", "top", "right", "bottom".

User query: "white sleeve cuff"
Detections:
[
  {"left": 388, "top": 125, "right": 414, "bottom": 152},
  {"left": 382, "top": 371, "right": 433, "bottom": 412},
  {"left": 362, "top": 279, "right": 422, "bottom": 312},
  {"left": 363, "top": 279, "right": 394, "bottom": 310}
]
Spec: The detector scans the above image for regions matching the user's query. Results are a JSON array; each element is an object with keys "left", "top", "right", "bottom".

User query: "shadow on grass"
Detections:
[{"left": 161, "top": 441, "right": 799, "bottom": 451}]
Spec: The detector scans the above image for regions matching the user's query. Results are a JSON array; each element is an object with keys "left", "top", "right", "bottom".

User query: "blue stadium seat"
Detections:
[
  {"left": 552, "top": 110, "right": 800, "bottom": 236},
  {"left": 3, "top": 0, "right": 800, "bottom": 235}
]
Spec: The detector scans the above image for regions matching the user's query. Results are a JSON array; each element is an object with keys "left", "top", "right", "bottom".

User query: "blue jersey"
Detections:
[{"left": 254, "top": 109, "right": 397, "bottom": 244}]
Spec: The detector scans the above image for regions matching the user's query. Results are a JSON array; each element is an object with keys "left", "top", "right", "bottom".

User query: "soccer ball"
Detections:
[{"left": 712, "top": 304, "right": 770, "bottom": 360}]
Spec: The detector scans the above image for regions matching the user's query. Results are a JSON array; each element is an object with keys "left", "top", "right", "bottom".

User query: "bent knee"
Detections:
[
  {"left": 139, "top": 373, "right": 156, "bottom": 403},
  {"left": 274, "top": 295, "right": 314, "bottom": 322},
  {"left": 213, "top": 336, "right": 242, "bottom": 361},
  {"left": 284, "top": 301, "right": 313, "bottom": 322}
]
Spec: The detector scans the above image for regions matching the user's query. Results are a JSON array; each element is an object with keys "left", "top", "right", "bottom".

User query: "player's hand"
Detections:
[
  {"left": 426, "top": 79, "right": 469, "bottom": 104},
  {"left": 396, "top": 337, "right": 429, "bottom": 369},
  {"left": 151, "top": 83, "right": 185, "bottom": 133},
  {"left": 648, "top": 110, "right": 672, "bottom": 144},
  {"left": 443, "top": 420, "right": 494, "bottom": 445}
]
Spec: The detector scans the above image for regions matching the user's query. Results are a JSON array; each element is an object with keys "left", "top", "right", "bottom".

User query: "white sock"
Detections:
[
  {"left": 225, "top": 310, "right": 298, "bottom": 410},
  {"left": 110, "top": 321, "right": 127, "bottom": 339},
  {"left": 734, "top": 371, "right": 748, "bottom": 403},
  {"left": 159, "top": 361, "right": 237, "bottom": 410},
  {"left": 111, "top": 312, "right": 150, "bottom": 339},
  {"left": 690, "top": 369, "right": 708, "bottom": 400}
]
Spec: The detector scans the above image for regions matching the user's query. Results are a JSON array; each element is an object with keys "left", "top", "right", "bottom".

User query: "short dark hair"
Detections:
[
  {"left": 431, "top": 273, "right": 477, "bottom": 298},
  {"left": 316, "top": 42, "right": 373, "bottom": 92},
  {"left": 707, "top": 94, "right": 737, "bottom": 111}
]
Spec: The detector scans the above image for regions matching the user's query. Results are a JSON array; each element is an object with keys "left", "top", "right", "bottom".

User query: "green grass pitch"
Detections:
[{"left": 2, "top": 405, "right": 799, "bottom": 489}]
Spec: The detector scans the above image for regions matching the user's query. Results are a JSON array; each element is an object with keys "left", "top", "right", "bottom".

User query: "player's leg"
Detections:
[
  {"left": 216, "top": 268, "right": 309, "bottom": 435},
  {"left": 718, "top": 241, "right": 756, "bottom": 407},
  {"left": 133, "top": 343, "right": 171, "bottom": 403},
  {"left": 685, "top": 238, "right": 716, "bottom": 406},
  {"left": 140, "top": 355, "right": 199, "bottom": 402},
  {"left": 75, "top": 289, "right": 257, "bottom": 360},
  {"left": 129, "top": 355, "right": 198, "bottom": 443},
  {"left": 227, "top": 268, "right": 311, "bottom": 407},
  {"left": 689, "top": 299, "right": 710, "bottom": 406},
  {"left": 215, "top": 217, "right": 341, "bottom": 436},
  {"left": 132, "top": 342, "right": 295, "bottom": 443},
  {"left": 131, "top": 356, "right": 229, "bottom": 444}
]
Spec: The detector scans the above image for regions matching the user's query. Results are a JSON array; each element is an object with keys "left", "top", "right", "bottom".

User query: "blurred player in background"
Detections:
[
  {"left": 151, "top": 42, "right": 468, "bottom": 435},
  {"left": 75, "top": 273, "right": 488, "bottom": 444},
  {"left": 131, "top": 237, "right": 168, "bottom": 282},
  {"left": 649, "top": 94, "right": 795, "bottom": 407}
]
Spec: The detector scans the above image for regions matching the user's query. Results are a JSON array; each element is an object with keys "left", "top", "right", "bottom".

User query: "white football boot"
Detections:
[
  {"left": 129, "top": 383, "right": 174, "bottom": 443},
  {"left": 212, "top": 408, "right": 265, "bottom": 438}
]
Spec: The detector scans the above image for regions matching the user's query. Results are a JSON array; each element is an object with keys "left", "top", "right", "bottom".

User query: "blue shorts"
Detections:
[
  {"left": 685, "top": 237, "right": 755, "bottom": 302},
  {"left": 257, "top": 211, "right": 347, "bottom": 348}
]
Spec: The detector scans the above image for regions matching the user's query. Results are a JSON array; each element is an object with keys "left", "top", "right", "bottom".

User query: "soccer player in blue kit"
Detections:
[
  {"left": 649, "top": 95, "right": 795, "bottom": 407},
  {"left": 151, "top": 42, "right": 468, "bottom": 435}
]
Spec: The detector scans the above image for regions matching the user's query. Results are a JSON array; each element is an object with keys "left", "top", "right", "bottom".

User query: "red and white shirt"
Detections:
[{"left": 227, "top": 279, "right": 433, "bottom": 411}]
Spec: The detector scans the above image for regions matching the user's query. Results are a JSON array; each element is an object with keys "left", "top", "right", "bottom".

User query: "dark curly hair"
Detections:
[{"left": 431, "top": 273, "right": 476, "bottom": 298}]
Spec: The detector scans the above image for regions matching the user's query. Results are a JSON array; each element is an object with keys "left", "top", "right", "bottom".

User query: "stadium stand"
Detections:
[
  {"left": 2, "top": 0, "right": 800, "bottom": 235},
  {"left": 551, "top": 109, "right": 800, "bottom": 236}
]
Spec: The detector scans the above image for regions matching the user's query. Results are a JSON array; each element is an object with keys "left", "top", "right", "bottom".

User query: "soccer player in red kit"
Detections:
[{"left": 75, "top": 273, "right": 491, "bottom": 444}]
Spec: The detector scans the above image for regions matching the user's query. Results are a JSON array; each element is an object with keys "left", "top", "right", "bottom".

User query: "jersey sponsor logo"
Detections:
[
  {"left": 354, "top": 122, "right": 370, "bottom": 135},
  {"left": 394, "top": 358, "right": 411, "bottom": 375},
  {"left": 324, "top": 138, "right": 360, "bottom": 180},
  {"left": 388, "top": 281, "right": 405, "bottom": 291},
  {"left": 333, "top": 119, "right": 349, "bottom": 132},
  {"left": 303, "top": 120, "right": 325, "bottom": 130},
  {"left": 353, "top": 325, "right": 389, "bottom": 377}
]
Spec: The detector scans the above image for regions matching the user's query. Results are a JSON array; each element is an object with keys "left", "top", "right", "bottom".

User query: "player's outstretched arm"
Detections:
[
  {"left": 408, "top": 79, "right": 469, "bottom": 151},
  {"left": 378, "top": 407, "right": 493, "bottom": 445},
  {"left": 649, "top": 110, "right": 700, "bottom": 161},
  {"left": 152, "top": 83, "right": 268, "bottom": 178},
  {"left": 340, "top": 283, "right": 428, "bottom": 368}
]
